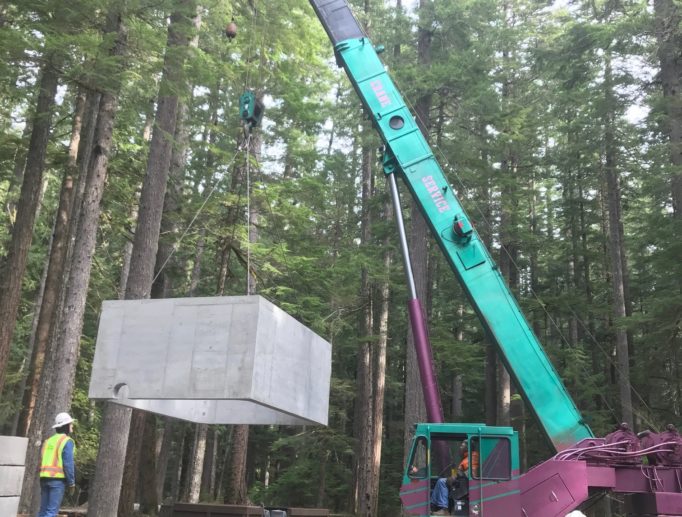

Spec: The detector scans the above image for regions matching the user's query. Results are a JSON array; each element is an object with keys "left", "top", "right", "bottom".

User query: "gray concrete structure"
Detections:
[
  {"left": 0, "top": 435, "right": 28, "bottom": 517},
  {"left": 89, "top": 296, "right": 331, "bottom": 425}
]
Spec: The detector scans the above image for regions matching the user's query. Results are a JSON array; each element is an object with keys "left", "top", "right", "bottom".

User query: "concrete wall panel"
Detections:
[
  {"left": 0, "top": 436, "right": 27, "bottom": 516},
  {"left": 0, "top": 465, "right": 24, "bottom": 496},
  {"left": 0, "top": 495, "right": 20, "bottom": 516},
  {"left": 0, "top": 436, "right": 27, "bottom": 466}
]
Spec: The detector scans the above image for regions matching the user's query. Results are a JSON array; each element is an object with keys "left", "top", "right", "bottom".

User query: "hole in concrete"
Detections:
[{"left": 113, "top": 383, "right": 129, "bottom": 399}]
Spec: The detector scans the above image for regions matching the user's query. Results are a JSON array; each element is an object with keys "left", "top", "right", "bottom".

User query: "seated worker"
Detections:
[
  {"left": 457, "top": 441, "right": 479, "bottom": 476},
  {"left": 430, "top": 442, "right": 480, "bottom": 515}
]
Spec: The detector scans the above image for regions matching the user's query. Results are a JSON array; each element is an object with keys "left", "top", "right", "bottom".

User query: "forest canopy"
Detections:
[{"left": 0, "top": 0, "right": 681, "bottom": 515}]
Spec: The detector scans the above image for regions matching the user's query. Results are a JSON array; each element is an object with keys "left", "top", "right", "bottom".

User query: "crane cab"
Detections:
[{"left": 401, "top": 423, "right": 521, "bottom": 516}]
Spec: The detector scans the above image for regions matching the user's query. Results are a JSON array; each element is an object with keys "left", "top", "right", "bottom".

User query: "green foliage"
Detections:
[{"left": 1, "top": 0, "right": 681, "bottom": 513}]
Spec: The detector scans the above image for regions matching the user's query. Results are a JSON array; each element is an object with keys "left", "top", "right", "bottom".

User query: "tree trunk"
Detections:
[
  {"left": 113, "top": 3, "right": 197, "bottom": 514},
  {"left": 603, "top": 56, "right": 633, "bottom": 427},
  {"left": 156, "top": 418, "right": 177, "bottom": 502},
  {"left": 148, "top": 56, "right": 204, "bottom": 503},
  {"left": 485, "top": 345, "right": 497, "bottom": 425},
  {"left": 0, "top": 53, "right": 59, "bottom": 393},
  {"left": 654, "top": 0, "right": 682, "bottom": 217},
  {"left": 119, "top": 207, "right": 136, "bottom": 298},
  {"left": 452, "top": 306, "right": 465, "bottom": 420},
  {"left": 224, "top": 425, "right": 249, "bottom": 504},
  {"left": 452, "top": 375, "right": 463, "bottom": 420},
  {"left": 139, "top": 415, "right": 159, "bottom": 515},
  {"left": 368, "top": 192, "right": 392, "bottom": 517},
  {"left": 497, "top": 153, "right": 515, "bottom": 428},
  {"left": 19, "top": 13, "right": 127, "bottom": 513},
  {"left": 170, "top": 425, "right": 188, "bottom": 501},
  {"left": 152, "top": 4, "right": 201, "bottom": 300},
  {"left": 4, "top": 117, "right": 32, "bottom": 228},
  {"left": 215, "top": 427, "right": 233, "bottom": 502},
  {"left": 89, "top": 404, "right": 134, "bottom": 515},
  {"left": 354, "top": 141, "right": 374, "bottom": 516},
  {"left": 18, "top": 90, "right": 85, "bottom": 436},
  {"left": 188, "top": 424, "right": 208, "bottom": 503},
  {"left": 201, "top": 427, "right": 216, "bottom": 501},
  {"left": 8, "top": 236, "right": 47, "bottom": 436},
  {"left": 496, "top": 3, "right": 517, "bottom": 427}
]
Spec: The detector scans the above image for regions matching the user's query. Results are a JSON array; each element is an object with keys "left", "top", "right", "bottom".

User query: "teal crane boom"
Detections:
[
  {"left": 308, "top": 2, "right": 682, "bottom": 516},
  {"left": 307, "top": 3, "right": 682, "bottom": 516},
  {"left": 308, "top": 0, "right": 592, "bottom": 452}
]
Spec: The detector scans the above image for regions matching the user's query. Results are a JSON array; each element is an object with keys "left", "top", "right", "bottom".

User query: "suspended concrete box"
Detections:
[{"left": 89, "top": 296, "right": 331, "bottom": 425}]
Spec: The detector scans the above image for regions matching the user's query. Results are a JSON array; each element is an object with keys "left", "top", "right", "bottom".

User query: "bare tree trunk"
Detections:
[
  {"left": 224, "top": 425, "right": 249, "bottom": 504},
  {"left": 113, "top": 4, "right": 197, "bottom": 515},
  {"left": 495, "top": 2, "right": 517, "bottom": 428},
  {"left": 0, "top": 54, "right": 59, "bottom": 392},
  {"left": 156, "top": 419, "right": 177, "bottom": 502},
  {"left": 316, "top": 452, "right": 329, "bottom": 508},
  {"left": 354, "top": 142, "right": 374, "bottom": 516},
  {"left": 367, "top": 193, "right": 392, "bottom": 517},
  {"left": 188, "top": 424, "right": 208, "bottom": 503},
  {"left": 18, "top": 90, "right": 85, "bottom": 435},
  {"left": 90, "top": 404, "right": 133, "bottom": 514},
  {"left": 485, "top": 345, "right": 497, "bottom": 425},
  {"left": 496, "top": 360, "right": 511, "bottom": 426},
  {"left": 452, "top": 306, "right": 464, "bottom": 420},
  {"left": 497, "top": 151, "right": 515, "bottom": 429},
  {"left": 215, "top": 427, "right": 232, "bottom": 502},
  {"left": 47, "top": 43, "right": 123, "bottom": 429},
  {"left": 603, "top": 56, "right": 633, "bottom": 427},
  {"left": 20, "top": 14, "right": 127, "bottom": 513},
  {"left": 8, "top": 237, "right": 47, "bottom": 436},
  {"left": 146, "top": 76, "right": 204, "bottom": 504},
  {"left": 474, "top": 127, "right": 497, "bottom": 427},
  {"left": 4, "top": 118, "right": 32, "bottom": 227},
  {"left": 201, "top": 427, "right": 216, "bottom": 501},
  {"left": 655, "top": 0, "right": 682, "bottom": 218},
  {"left": 139, "top": 415, "right": 159, "bottom": 515},
  {"left": 170, "top": 425, "right": 188, "bottom": 501},
  {"left": 151, "top": 2, "right": 201, "bottom": 299},
  {"left": 119, "top": 209, "right": 136, "bottom": 298},
  {"left": 452, "top": 375, "right": 463, "bottom": 419}
]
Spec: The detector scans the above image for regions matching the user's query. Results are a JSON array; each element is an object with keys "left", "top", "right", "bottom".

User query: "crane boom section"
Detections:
[{"left": 309, "top": 0, "right": 593, "bottom": 451}]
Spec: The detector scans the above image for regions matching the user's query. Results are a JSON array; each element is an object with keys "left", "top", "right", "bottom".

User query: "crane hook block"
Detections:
[
  {"left": 239, "top": 91, "right": 264, "bottom": 130},
  {"left": 225, "top": 19, "right": 237, "bottom": 40}
]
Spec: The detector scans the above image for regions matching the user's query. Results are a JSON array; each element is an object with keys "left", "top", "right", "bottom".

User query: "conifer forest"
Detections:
[{"left": 1, "top": 0, "right": 681, "bottom": 515}]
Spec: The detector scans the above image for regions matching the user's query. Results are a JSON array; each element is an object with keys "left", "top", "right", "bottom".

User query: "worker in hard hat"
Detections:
[{"left": 37, "top": 412, "right": 76, "bottom": 517}]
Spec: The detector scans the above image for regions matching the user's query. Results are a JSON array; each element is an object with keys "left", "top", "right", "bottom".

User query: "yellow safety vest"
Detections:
[{"left": 39, "top": 433, "right": 73, "bottom": 479}]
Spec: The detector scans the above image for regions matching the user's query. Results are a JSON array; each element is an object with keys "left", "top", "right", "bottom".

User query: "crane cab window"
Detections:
[
  {"left": 407, "top": 437, "right": 428, "bottom": 479},
  {"left": 431, "top": 435, "right": 468, "bottom": 478},
  {"left": 470, "top": 436, "right": 511, "bottom": 480}
]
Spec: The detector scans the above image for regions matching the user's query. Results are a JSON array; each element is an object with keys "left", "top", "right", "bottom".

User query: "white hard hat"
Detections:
[{"left": 52, "top": 412, "right": 74, "bottom": 429}]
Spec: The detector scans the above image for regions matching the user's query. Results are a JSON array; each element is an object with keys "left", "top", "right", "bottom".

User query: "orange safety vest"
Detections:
[
  {"left": 39, "top": 433, "right": 73, "bottom": 479},
  {"left": 458, "top": 451, "right": 480, "bottom": 475}
]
